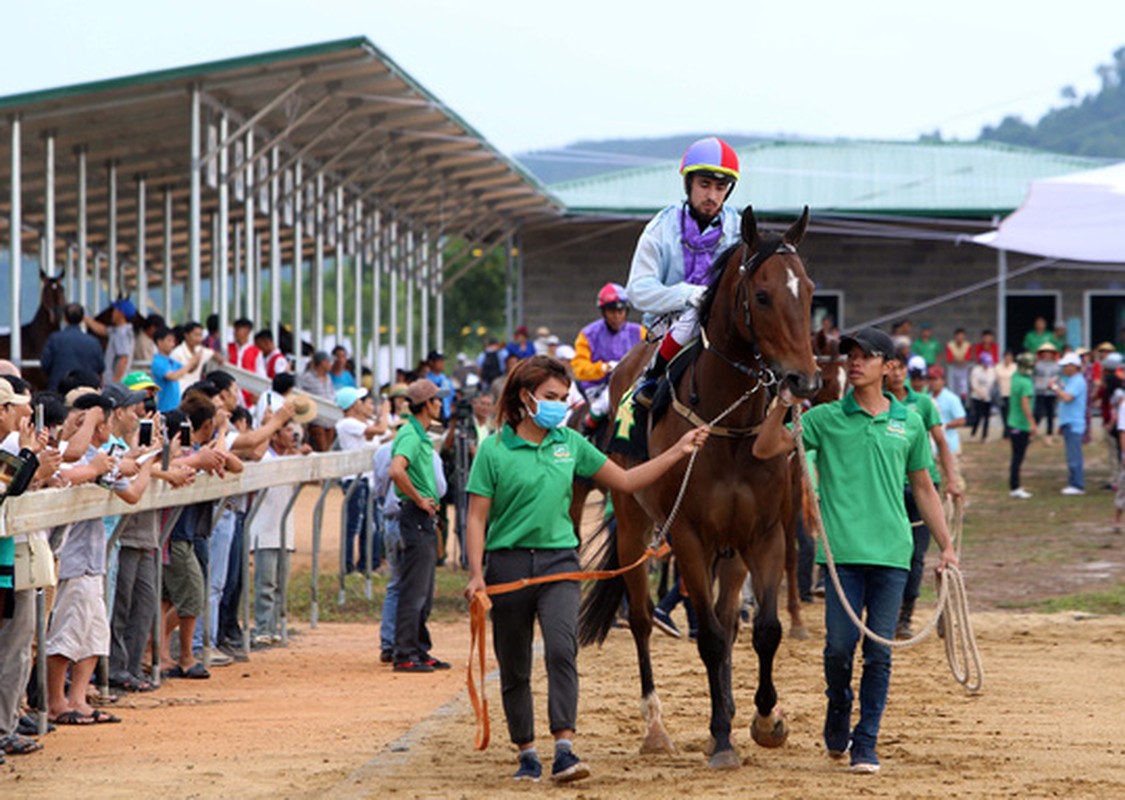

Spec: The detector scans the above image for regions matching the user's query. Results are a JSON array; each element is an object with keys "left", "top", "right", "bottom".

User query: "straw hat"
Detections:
[
  {"left": 1096, "top": 341, "right": 1116, "bottom": 352},
  {"left": 289, "top": 391, "right": 319, "bottom": 424},
  {"left": 1035, "top": 342, "right": 1058, "bottom": 353}
]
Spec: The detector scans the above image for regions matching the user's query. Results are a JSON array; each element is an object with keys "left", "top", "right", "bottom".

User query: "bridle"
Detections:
[{"left": 698, "top": 237, "right": 798, "bottom": 393}]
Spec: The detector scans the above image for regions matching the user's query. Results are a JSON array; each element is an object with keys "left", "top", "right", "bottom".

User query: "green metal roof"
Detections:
[{"left": 550, "top": 140, "right": 1106, "bottom": 219}]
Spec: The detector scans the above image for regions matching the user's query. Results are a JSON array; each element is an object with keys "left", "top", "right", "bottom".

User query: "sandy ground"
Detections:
[{"left": 4, "top": 438, "right": 1125, "bottom": 798}]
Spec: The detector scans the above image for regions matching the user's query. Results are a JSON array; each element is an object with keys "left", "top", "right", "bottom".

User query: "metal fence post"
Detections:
[{"left": 308, "top": 480, "right": 333, "bottom": 628}]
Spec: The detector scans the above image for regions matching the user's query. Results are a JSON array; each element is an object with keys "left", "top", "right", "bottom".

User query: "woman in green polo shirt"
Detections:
[{"left": 464, "top": 355, "right": 707, "bottom": 784}]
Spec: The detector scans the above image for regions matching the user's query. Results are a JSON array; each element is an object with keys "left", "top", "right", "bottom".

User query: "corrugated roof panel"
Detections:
[{"left": 551, "top": 140, "right": 1107, "bottom": 218}]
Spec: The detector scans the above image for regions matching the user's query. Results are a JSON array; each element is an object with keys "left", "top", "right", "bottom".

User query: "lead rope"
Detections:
[{"left": 791, "top": 404, "right": 983, "bottom": 692}]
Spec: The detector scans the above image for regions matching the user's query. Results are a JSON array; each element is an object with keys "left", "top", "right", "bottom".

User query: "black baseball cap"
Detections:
[{"left": 839, "top": 327, "right": 896, "bottom": 360}]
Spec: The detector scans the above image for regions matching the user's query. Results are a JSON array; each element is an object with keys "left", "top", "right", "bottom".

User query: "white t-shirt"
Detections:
[
  {"left": 248, "top": 449, "right": 296, "bottom": 551},
  {"left": 170, "top": 343, "right": 214, "bottom": 388},
  {"left": 335, "top": 416, "right": 375, "bottom": 483}
]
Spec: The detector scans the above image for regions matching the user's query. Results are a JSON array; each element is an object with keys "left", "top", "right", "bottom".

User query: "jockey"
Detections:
[
  {"left": 572, "top": 282, "right": 646, "bottom": 421},
  {"left": 626, "top": 136, "right": 742, "bottom": 397}
]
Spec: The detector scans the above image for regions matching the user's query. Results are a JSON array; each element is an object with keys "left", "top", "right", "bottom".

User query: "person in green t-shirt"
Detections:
[
  {"left": 884, "top": 352, "right": 961, "bottom": 640},
  {"left": 463, "top": 355, "right": 708, "bottom": 784},
  {"left": 1007, "top": 353, "right": 1037, "bottom": 499},
  {"left": 911, "top": 323, "right": 942, "bottom": 366},
  {"left": 755, "top": 326, "right": 958, "bottom": 774},
  {"left": 1021, "top": 316, "right": 1054, "bottom": 355},
  {"left": 388, "top": 378, "right": 450, "bottom": 674}
]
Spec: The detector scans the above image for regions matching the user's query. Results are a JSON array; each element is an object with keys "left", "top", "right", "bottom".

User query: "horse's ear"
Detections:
[
  {"left": 740, "top": 205, "right": 760, "bottom": 248},
  {"left": 783, "top": 206, "right": 810, "bottom": 248}
]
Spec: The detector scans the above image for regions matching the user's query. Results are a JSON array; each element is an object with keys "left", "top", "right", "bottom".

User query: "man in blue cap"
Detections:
[{"left": 85, "top": 298, "right": 137, "bottom": 384}]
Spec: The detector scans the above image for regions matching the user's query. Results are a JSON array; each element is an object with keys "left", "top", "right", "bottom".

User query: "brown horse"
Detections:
[
  {"left": 578, "top": 206, "right": 820, "bottom": 769},
  {"left": 0, "top": 270, "right": 67, "bottom": 385},
  {"left": 811, "top": 328, "right": 846, "bottom": 404}
]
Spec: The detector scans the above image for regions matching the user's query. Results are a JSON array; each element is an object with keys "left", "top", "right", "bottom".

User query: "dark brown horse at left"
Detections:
[
  {"left": 578, "top": 206, "right": 821, "bottom": 769},
  {"left": 0, "top": 271, "right": 67, "bottom": 387}
]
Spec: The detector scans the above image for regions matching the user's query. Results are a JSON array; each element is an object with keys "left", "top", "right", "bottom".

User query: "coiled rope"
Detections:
[{"left": 791, "top": 404, "right": 983, "bottom": 692}]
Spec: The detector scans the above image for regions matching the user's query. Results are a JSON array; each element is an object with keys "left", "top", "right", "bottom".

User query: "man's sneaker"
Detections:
[
  {"left": 849, "top": 744, "right": 880, "bottom": 773},
  {"left": 393, "top": 660, "right": 435, "bottom": 673},
  {"left": 823, "top": 703, "right": 851, "bottom": 759},
  {"left": 218, "top": 642, "right": 249, "bottom": 663},
  {"left": 550, "top": 749, "right": 590, "bottom": 783},
  {"left": 1061, "top": 486, "right": 1086, "bottom": 496},
  {"left": 195, "top": 650, "right": 233, "bottom": 667},
  {"left": 379, "top": 649, "right": 393, "bottom": 664},
  {"left": 513, "top": 751, "right": 542, "bottom": 782},
  {"left": 424, "top": 657, "right": 452, "bottom": 670},
  {"left": 1009, "top": 488, "right": 1032, "bottom": 499},
  {"left": 652, "top": 607, "right": 681, "bottom": 639},
  {"left": 251, "top": 634, "right": 273, "bottom": 650}
]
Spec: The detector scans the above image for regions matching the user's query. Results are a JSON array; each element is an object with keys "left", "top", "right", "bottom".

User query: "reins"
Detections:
[{"left": 790, "top": 404, "right": 983, "bottom": 692}]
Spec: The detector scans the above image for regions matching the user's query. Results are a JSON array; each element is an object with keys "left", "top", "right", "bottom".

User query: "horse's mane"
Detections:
[{"left": 696, "top": 235, "right": 785, "bottom": 330}]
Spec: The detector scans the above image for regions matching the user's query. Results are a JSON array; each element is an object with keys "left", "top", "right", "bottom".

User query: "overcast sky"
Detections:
[{"left": 3, "top": 1, "right": 1124, "bottom": 156}]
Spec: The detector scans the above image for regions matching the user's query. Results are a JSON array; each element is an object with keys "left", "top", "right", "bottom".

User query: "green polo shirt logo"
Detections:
[
  {"left": 552, "top": 443, "right": 573, "bottom": 461},
  {"left": 886, "top": 418, "right": 907, "bottom": 437}
]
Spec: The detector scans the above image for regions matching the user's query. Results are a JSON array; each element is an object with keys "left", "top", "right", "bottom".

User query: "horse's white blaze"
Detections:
[{"left": 786, "top": 267, "right": 799, "bottom": 299}]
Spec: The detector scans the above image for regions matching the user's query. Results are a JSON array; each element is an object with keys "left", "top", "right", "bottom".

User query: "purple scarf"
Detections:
[{"left": 680, "top": 204, "right": 724, "bottom": 285}]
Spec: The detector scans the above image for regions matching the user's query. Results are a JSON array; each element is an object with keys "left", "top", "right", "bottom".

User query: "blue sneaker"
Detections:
[
  {"left": 652, "top": 607, "right": 681, "bottom": 638},
  {"left": 513, "top": 751, "right": 542, "bottom": 782},
  {"left": 823, "top": 703, "right": 851, "bottom": 759},
  {"left": 550, "top": 749, "right": 591, "bottom": 783},
  {"left": 849, "top": 743, "right": 880, "bottom": 773}
]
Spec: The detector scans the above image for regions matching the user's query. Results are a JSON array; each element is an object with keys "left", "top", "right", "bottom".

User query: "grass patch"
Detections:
[
  {"left": 286, "top": 566, "right": 470, "bottom": 625},
  {"left": 996, "top": 582, "right": 1125, "bottom": 615}
]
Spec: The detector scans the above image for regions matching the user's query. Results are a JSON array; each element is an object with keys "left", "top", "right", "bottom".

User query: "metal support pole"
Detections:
[
  {"left": 335, "top": 186, "right": 345, "bottom": 350},
  {"left": 163, "top": 188, "right": 173, "bottom": 317},
  {"left": 435, "top": 236, "right": 444, "bottom": 349},
  {"left": 210, "top": 214, "right": 219, "bottom": 316},
  {"left": 189, "top": 85, "right": 203, "bottom": 321},
  {"left": 34, "top": 588, "right": 47, "bottom": 734},
  {"left": 405, "top": 228, "right": 415, "bottom": 368},
  {"left": 44, "top": 131, "right": 55, "bottom": 278},
  {"left": 389, "top": 218, "right": 398, "bottom": 376},
  {"left": 995, "top": 214, "right": 1008, "bottom": 355},
  {"left": 233, "top": 221, "right": 242, "bottom": 323},
  {"left": 10, "top": 114, "right": 21, "bottom": 365},
  {"left": 293, "top": 162, "right": 305, "bottom": 373},
  {"left": 218, "top": 113, "right": 230, "bottom": 352},
  {"left": 92, "top": 253, "right": 101, "bottom": 314},
  {"left": 270, "top": 147, "right": 281, "bottom": 344},
  {"left": 136, "top": 175, "right": 147, "bottom": 316},
  {"left": 309, "top": 481, "right": 334, "bottom": 628},
  {"left": 420, "top": 229, "right": 429, "bottom": 360},
  {"left": 505, "top": 236, "right": 514, "bottom": 340},
  {"left": 152, "top": 506, "right": 185, "bottom": 687},
  {"left": 77, "top": 146, "right": 87, "bottom": 311},
  {"left": 241, "top": 490, "right": 269, "bottom": 653},
  {"left": 364, "top": 477, "right": 376, "bottom": 600},
  {"left": 353, "top": 200, "right": 363, "bottom": 386},
  {"left": 372, "top": 209, "right": 382, "bottom": 386},
  {"left": 278, "top": 486, "right": 303, "bottom": 645},
  {"left": 107, "top": 161, "right": 117, "bottom": 300},
  {"left": 65, "top": 244, "right": 74, "bottom": 302},
  {"left": 254, "top": 235, "right": 264, "bottom": 328},
  {"left": 313, "top": 173, "right": 324, "bottom": 349},
  {"left": 244, "top": 132, "right": 256, "bottom": 322}
]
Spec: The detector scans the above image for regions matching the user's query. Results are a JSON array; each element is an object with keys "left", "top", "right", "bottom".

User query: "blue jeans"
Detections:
[
  {"left": 342, "top": 480, "right": 373, "bottom": 573},
  {"left": 1061, "top": 424, "right": 1085, "bottom": 490},
  {"left": 823, "top": 564, "right": 908, "bottom": 754},
  {"left": 379, "top": 514, "right": 403, "bottom": 654},
  {"left": 194, "top": 507, "right": 235, "bottom": 650}
]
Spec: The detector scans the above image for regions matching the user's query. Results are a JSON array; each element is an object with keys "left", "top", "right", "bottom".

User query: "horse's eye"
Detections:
[{"left": 755, "top": 291, "right": 770, "bottom": 306}]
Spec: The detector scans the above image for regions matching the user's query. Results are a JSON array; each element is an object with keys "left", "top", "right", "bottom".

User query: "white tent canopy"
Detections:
[{"left": 974, "top": 161, "right": 1125, "bottom": 263}]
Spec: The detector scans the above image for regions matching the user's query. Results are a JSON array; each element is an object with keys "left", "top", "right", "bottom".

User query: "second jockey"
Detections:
[
  {"left": 572, "top": 283, "right": 646, "bottom": 422},
  {"left": 626, "top": 136, "right": 742, "bottom": 399}
]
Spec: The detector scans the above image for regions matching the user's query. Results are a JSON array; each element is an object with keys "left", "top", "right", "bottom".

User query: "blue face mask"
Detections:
[{"left": 526, "top": 394, "right": 568, "bottom": 429}]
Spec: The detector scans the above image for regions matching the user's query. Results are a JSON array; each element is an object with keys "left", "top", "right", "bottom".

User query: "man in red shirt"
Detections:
[{"left": 255, "top": 329, "right": 289, "bottom": 379}]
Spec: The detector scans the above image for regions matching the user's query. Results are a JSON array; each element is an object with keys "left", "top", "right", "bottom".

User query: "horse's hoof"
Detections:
[
  {"left": 640, "top": 729, "right": 677, "bottom": 754},
  {"left": 707, "top": 748, "right": 741, "bottom": 770},
  {"left": 789, "top": 625, "right": 810, "bottom": 641},
  {"left": 751, "top": 709, "right": 789, "bottom": 748}
]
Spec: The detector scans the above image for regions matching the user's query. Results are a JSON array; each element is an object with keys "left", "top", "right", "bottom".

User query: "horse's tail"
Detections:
[{"left": 577, "top": 515, "right": 625, "bottom": 648}]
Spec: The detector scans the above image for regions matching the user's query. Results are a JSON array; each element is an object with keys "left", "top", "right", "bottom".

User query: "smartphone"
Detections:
[
  {"left": 179, "top": 421, "right": 191, "bottom": 447},
  {"left": 34, "top": 403, "right": 44, "bottom": 433},
  {"left": 138, "top": 419, "right": 153, "bottom": 447}
]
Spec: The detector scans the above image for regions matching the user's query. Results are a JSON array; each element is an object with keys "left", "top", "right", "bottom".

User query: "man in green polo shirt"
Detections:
[
  {"left": 755, "top": 326, "right": 958, "bottom": 774},
  {"left": 388, "top": 378, "right": 450, "bottom": 673},
  {"left": 885, "top": 353, "right": 960, "bottom": 639},
  {"left": 910, "top": 323, "right": 942, "bottom": 366},
  {"left": 1007, "top": 353, "right": 1037, "bottom": 499}
]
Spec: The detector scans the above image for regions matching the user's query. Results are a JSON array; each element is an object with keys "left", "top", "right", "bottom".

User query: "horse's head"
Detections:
[
  {"left": 702, "top": 206, "right": 821, "bottom": 398},
  {"left": 39, "top": 269, "right": 65, "bottom": 329}
]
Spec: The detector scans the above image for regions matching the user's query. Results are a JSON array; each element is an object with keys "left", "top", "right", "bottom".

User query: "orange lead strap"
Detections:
[{"left": 466, "top": 541, "right": 671, "bottom": 751}]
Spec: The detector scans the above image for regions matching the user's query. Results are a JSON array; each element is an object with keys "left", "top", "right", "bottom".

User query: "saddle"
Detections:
[{"left": 608, "top": 341, "right": 702, "bottom": 460}]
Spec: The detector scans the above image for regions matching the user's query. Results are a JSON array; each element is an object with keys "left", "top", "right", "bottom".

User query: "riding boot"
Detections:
[
  {"left": 636, "top": 353, "right": 669, "bottom": 404},
  {"left": 895, "top": 598, "right": 915, "bottom": 640}
]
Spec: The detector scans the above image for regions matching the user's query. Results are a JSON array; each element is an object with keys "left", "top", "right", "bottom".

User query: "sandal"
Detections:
[
  {"left": 163, "top": 664, "right": 210, "bottom": 680},
  {"left": 90, "top": 709, "right": 122, "bottom": 724},
  {"left": 50, "top": 710, "right": 95, "bottom": 726},
  {"left": 0, "top": 733, "right": 43, "bottom": 755},
  {"left": 113, "top": 675, "right": 156, "bottom": 693}
]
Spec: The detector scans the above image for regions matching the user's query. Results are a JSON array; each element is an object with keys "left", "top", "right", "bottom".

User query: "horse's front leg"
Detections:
[
  {"left": 680, "top": 537, "right": 740, "bottom": 769},
  {"left": 745, "top": 525, "right": 789, "bottom": 748}
]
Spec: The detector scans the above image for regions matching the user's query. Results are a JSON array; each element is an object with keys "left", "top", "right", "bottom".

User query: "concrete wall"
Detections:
[{"left": 520, "top": 217, "right": 1125, "bottom": 353}]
